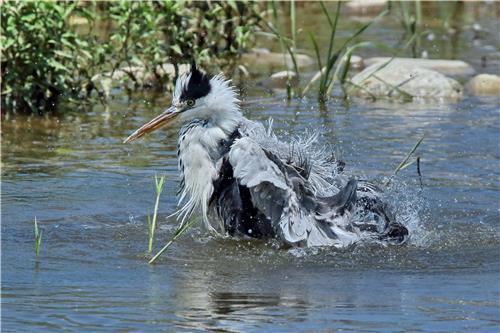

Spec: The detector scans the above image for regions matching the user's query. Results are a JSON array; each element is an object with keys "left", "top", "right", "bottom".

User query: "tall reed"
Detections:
[
  {"left": 399, "top": 0, "right": 422, "bottom": 58},
  {"left": 307, "top": 1, "right": 390, "bottom": 101}
]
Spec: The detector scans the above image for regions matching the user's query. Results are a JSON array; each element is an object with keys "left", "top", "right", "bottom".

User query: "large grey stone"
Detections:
[
  {"left": 363, "top": 57, "right": 475, "bottom": 79},
  {"left": 348, "top": 62, "right": 463, "bottom": 101}
]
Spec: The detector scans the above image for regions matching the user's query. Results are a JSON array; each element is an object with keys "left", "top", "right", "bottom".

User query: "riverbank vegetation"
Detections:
[
  {"left": 2, "top": 1, "right": 497, "bottom": 114},
  {"left": 1, "top": 0, "right": 264, "bottom": 114}
]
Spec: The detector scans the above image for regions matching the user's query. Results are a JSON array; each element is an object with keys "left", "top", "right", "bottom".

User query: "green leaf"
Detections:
[
  {"left": 48, "top": 59, "right": 70, "bottom": 73},
  {"left": 53, "top": 50, "right": 73, "bottom": 59},
  {"left": 170, "top": 44, "right": 182, "bottom": 55}
]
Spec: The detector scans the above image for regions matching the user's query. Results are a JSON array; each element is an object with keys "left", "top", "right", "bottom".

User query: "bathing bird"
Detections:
[{"left": 124, "top": 64, "right": 408, "bottom": 247}]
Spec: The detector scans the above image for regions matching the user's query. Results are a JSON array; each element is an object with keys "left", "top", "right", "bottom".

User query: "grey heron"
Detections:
[{"left": 124, "top": 64, "right": 408, "bottom": 248}]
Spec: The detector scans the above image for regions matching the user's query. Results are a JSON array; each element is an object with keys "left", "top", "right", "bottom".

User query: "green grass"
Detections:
[
  {"left": 266, "top": 1, "right": 389, "bottom": 102},
  {"left": 385, "top": 135, "right": 425, "bottom": 186},
  {"left": 147, "top": 174, "right": 165, "bottom": 254},
  {"left": 311, "top": 1, "right": 390, "bottom": 101},
  {"left": 146, "top": 173, "right": 198, "bottom": 264},
  {"left": 149, "top": 217, "right": 198, "bottom": 265},
  {"left": 34, "top": 217, "right": 42, "bottom": 257}
]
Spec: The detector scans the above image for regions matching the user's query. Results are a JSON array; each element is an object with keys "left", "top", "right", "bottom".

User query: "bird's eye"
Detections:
[{"left": 186, "top": 99, "right": 195, "bottom": 107}]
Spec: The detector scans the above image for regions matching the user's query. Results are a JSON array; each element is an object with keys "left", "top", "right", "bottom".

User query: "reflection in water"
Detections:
[{"left": 175, "top": 291, "right": 308, "bottom": 332}]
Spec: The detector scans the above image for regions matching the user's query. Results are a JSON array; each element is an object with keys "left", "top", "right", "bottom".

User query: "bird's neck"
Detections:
[
  {"left": 176, "top": 110, "right": 241, "bottom": 227},
  {"left": 205, "top": 105, "right": 242, "bottom": 135}
]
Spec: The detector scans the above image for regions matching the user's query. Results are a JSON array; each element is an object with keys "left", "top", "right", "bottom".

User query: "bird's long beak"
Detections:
[{"left": 123, "top": 106, "right": 178, "bottom": 143}]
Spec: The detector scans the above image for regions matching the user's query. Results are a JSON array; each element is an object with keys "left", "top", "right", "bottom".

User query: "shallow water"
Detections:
[{"left": 2, "top": 3, "right": 500, "bottom": 332}]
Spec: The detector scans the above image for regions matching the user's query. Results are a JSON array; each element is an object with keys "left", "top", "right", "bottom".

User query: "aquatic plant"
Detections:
[
  {"left": 307, "top": 1, "right": 390, "bottom": 101},
  {"left": 148, "top": 174, "right": 165, "bottom": 254},
  {"left": 149, "top": 217, "right": 198, "bottom": 265},
  {"left": 398, "top": 1, "right": 422, "bottom": 58},
  {"left": 34, "top": 217, "right": 42, "bottom": 257},
  {"left": 266, "top": 1, "right": 389, "bottom": 102},
  {"left": 385, "top": 135, "right": 425, "bottom": 186}
]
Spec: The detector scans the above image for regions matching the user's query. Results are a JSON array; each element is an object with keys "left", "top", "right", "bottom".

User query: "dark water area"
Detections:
[{"left": 2, "top": 2, "right": 500, "bottom": 332}]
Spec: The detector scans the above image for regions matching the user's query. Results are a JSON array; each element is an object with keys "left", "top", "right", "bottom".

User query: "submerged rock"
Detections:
[
  {"left": 363, "top": 57, "right": 475, "bottom": 79},
  {"left": 348, "top": 62, "right": 463, "bottom": 101},
  {"left": 268, "top": 71, "right": 299, "bottom": 89},
  {"left": 466, "top": 74, "right": 500, "bottom": 96},
  {"left": 241, "top": 48, "right": 314, "bottom": 69},
  {"left": 345, "top": 0, "right": 388, "bottom": 15},
  {"left": 349, "top": 55, "right": 364, "bottom": 70}
]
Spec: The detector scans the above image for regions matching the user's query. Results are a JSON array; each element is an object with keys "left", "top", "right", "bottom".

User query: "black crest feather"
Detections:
[{"left": 180, "top": 62, "right": 211, "bottom": 101}]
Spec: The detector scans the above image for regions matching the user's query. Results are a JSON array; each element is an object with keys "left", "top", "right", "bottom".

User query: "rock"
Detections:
[
  {"left": 349, "top": 55, "right": 364, "bottom": 70},
  {"left": 363, "top": 57, "right": 475, "bottom": 79},
  {"left": 466, "top": 74, "right": 500, "bottom": 96},
  {"left": 241, "top": 48, "right": 314, "bottom": 69},
  {"left": 348, "top": 62, "right": 463, "bottom": 101},
  {"left": 345, "top": 0, "right": 388, "bottom": 15},
  {"left": 68, "top": 16, "right": 89, "bottom": 26},
  {"left": 268, "top": 71, "right": 299, "bottom": 89}
]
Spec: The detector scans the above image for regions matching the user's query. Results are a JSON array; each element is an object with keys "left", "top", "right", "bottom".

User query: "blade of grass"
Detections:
[
  {"left": 290, "top": 0, "right": 296, "bottom": 49},
  {"left": 319, "top": 1, "right": 341, "bottom": 95},
  {"left": 393, "top": 135, "right": 425, "bottom": 175},
  {"left": 149, "top": 217, "right": 198, "bottom": 264},
  {"left": 327, "top": 41, "right": 372, "bottom": 96},
  {"left": 372, "top": 74, "right": 414, "bottom": 101},
  {"left": 324, "top": 6, "right": 390, "bottom": 91},
  {"left": 147, "top": 209, "right": 153, "bottom": 253},
  {"left": 343, "top": 80, "right": 378, "bottom": 101},
  {"left": 34, "top": 217, "right": 42, "bottom": 257},
  {"left": 309, "top": 32, "right": 323, "bottom": 82},
  {"left": 305, "top": 42, "right": 372, "bottom": 97},
  {"left": 316, "top": 3, "right": 389, "bottom": 100},
  {"left": 148, "top": 174, "right": 165, "bottom": 254},
  {"left": 384, "top": 135, "right": 425, "bottom": 187},
  {"left": 302, "top": 66, "right": 326, "bottom": 96}
]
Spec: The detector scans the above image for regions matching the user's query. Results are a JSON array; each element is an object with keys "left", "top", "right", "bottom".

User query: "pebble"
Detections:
[{"left": 465, "top": 74, "right": 500, "bottom": 96}]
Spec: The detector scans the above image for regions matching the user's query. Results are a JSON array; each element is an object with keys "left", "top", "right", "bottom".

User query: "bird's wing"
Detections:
[
  {"left": 227, "top": 136, "right": 358, "bottom": 247},
  {"left": 227, "top": 137, "right": 309, "bottom": 242},
  {"left": 226, "top": 135, "right": 407, "bottom": 247},
  {"left": 228, "top": 137, "right": 288, "bottom": 218}
]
